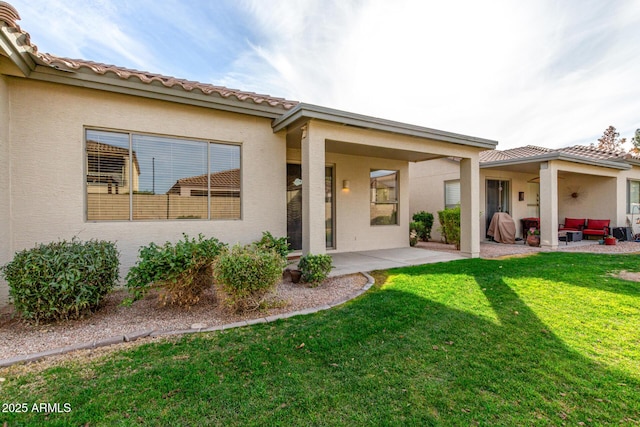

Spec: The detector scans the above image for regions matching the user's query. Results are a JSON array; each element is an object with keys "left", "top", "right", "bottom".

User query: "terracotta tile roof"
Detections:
[
  {"left": 480, "top": 145, "right": 551, "bottom": 162},
  {"left": 168, "top": 168, "right": 240, "bottom": 194},
  {"left": 86, "top": 140, "right": 140, "bottom": 172},
  {"left": 481, "top": 144, "right": 640, "bottom": 165},
  {"left": 0, "top": 3, "right": 297, "bottom": 111},
  {"left": 37, "top": 53, "right": 298, "bottom": 110},
  {"left": 557, "top": 145, "right": 629, "bottom": 161}
]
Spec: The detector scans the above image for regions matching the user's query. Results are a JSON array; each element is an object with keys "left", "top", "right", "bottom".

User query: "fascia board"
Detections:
[
  {"left": 273, "top": 103, "right": 498, "bottom": 149},
  {"left": 481, "top": 152, "right": 631, "bottom": 170},
  {"left": 0, "top": 28, "right": 35, "bottom": 76},
  {"left": 28, "top": 65, "right": 287, "bottom": 119}
]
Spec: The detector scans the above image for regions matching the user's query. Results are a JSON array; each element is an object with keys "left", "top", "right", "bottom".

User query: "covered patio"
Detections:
[{"left": 328, "top": 246, "right": 465, "bottom": 276}]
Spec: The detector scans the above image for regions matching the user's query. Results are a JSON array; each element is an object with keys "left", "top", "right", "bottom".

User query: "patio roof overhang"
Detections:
[
  {"left": 273, "top": 103, "right": 498, "bottom": 150},
  {"left": 481, "top": 152, "right": 632, "bottom": 173}
]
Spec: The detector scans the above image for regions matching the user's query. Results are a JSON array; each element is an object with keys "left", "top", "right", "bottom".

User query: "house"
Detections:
[
  {"left": 0, "top": 2, "right": 497, "bottom": 305},
  {"left": 410, "top": 144, "right": 640, "bottom": 246}
]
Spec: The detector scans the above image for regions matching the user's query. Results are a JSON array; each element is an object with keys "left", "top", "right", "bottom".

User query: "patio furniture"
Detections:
[
  {"left": 558, "top": 230, "right": 582, "bottom": 245},
  {"left": 582, "top": 219, "right": 610, "bottom": 239},
  {"left": 520, "top": 217, "right": 539, "bottom": 239},
  {"left": 559, "top": 218, "right": 585, "bottom": 232},
  {"left": 488, "top": 212, "right": 516, "bottom": 244}
]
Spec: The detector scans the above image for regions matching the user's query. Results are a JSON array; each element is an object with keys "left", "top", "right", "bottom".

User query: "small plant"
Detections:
[
  {"left": 213, "top": 245, "right": 285, "bottom": 312},
  {"left": 125, "top": 234, "right": 225, "bottom": 307},
  {"left": 437, "top": 210, "right": 448, "bottom": 243},
  {"left": 412, "top": 211, "right": 434, "bottom": 241},
  {"left": 527, "top": 228, "right": 540, "bottom": 236},
  {"left": 298, "top": 253, "right": 333, "bottom": 285},
  {"left": 255, "top": 231, "right": 290, "bottom": 261},
  {"left": 409, "top": 221, "right": 423, "bottom": 246},
  {"left": 438, "top": 206, "right": 461, "bottom": 250},
  {"left": 0, "top": 238, "right": 119, "bottom": 324}
]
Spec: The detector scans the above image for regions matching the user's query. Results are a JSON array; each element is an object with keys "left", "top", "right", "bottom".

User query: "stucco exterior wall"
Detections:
[
  {"left": 411, "top": 155, "right": 640, "bottom": 245},
  {"left": 620, "top": 167, "right": 640, "bottom": 236},
  {"left": 0, "top": 75, "right": 10, "bottom": 306},
  {"left": 480, "top": 169, "right": 539, "bottom": 238},
  {"left": 288, "top": 148, "right": 409, "bottom": 251},
  {"left": 6, "top": 78, "right": 286, "bottom": 284},
  {"left": 409, "top": 158, "right": 460, "bottom": 241}
]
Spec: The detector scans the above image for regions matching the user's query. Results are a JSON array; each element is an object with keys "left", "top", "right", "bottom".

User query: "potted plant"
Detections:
[
  {"left": 604, "top": 235, "right": 617, "bottom": 246},
  {"left": 526, "top": 228, "right": 540, "bottom": 247}
]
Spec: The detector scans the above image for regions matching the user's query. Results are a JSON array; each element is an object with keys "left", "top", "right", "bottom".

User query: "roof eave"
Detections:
[
  {"left": 272, "top": 103, "right": 498, "bottom": 149},
  {"left": 481, "top": 152, "right": 632, "bottom": 170},
  {"left": 0, "top": 26, "right": 36, "bottom": 76},
  {"left": 27, "top": 63, "right": 289, "bottom": 119}
]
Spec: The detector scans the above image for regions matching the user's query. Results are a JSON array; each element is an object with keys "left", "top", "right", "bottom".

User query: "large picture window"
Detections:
[
  {"left": 86, "top": 129, "right": 240, "bottom": 221},
  {"left": 628, "top": 180, "right": 640, "bottom": 214},
  {"left": 370, "top": 169, "right": 398, "bottom": 225}
]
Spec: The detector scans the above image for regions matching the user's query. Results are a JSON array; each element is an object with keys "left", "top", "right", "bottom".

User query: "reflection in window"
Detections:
[
  {"left": 370, "top": 169, "right": 398, "bottom": 225},
  {"left": 628, "top": 180, "right": 640, "bottom": 214},
  {"left": 86, "top": 129, "right": 240, "bottom": 221}
]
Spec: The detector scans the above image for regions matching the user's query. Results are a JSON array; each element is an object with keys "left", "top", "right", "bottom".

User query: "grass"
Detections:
[{"left": 1, "top": 252, "right": 639, "bottom": 426}]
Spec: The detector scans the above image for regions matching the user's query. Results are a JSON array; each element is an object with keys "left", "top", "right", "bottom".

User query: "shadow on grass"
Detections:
[{"left": 1, "top": 253, "right": 639, "bottom": 426}]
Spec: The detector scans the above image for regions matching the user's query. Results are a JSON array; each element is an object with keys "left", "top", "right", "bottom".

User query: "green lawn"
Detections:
[{"left": 1, "top": 252, "right": 639, "bottom": 426}]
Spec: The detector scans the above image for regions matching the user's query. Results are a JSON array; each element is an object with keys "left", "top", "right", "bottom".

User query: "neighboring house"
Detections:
[
  {"left": 411, "top": 145, "right": 640, "bottom": 247},
  {"left": 0, "top": 3, "right": 497, "bottom": 305}
]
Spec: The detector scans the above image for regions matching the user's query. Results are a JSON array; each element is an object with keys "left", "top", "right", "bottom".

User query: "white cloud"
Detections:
[{"left": 8, "top": 0, "right": 640, "bottom": 150}]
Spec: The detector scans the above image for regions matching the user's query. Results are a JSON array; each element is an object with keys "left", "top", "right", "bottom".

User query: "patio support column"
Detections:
[
  {"left": 301, "top": 122, "right": 326, "bottom": 255},
  {"left": 539, "top": 161, "right": 558, "bottom": 248},
  {"left": 459, "top": 156, "right": 480, "bottom": 258}
]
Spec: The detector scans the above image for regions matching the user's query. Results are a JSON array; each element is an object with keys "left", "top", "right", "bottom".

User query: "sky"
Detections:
[{"left": 8, "top": 0, "right": 640, "bottom": 150}]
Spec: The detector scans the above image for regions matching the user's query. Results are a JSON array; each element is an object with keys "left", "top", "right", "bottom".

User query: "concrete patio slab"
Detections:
[{"left": 328, "top": 247, "right": 465, "bottom": 276}]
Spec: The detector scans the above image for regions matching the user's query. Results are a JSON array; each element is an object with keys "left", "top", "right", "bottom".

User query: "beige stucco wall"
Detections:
[
  {"left": 0, "top": 75, "right": 10, "bottom": 305},
  {"left": 412, "top": 156, "right": 640, "bottom": 245},
  {"left": 288, "top": 148, "right": 409, "bottom": 251},
  {"left": 480, "top": 169, "right": 539, "bottom": 238},
  {"left": 5, "top": 78, "right": 286, "bottom": 290},
  {"left": 409, "top": 158, "right": 460, "bottom": 241},
  {"left": 620, "top": 167, "right": 640, "bottom": 235}
]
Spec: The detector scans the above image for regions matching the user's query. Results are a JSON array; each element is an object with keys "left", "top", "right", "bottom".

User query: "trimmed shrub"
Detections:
[
  {"left": 0, "top": 238, "right": 119, "bottom": 324},
  {"left": 298, "top": 253, "right": 333, "bottom": 285},
  {"left": 213, "top": 245, "right": 285, "bottom": 312},
  {"left": 438, "top": 206, "right": 461, "bottom": 249},
  {"left": 412, "top": 211, "right": 434, "bottom": 241},
  {"left": 125, "top": 234, "right": 225, "bottom": 307},
  {"left": 255, "top": 231, "right": 290, "bottom": 261}
]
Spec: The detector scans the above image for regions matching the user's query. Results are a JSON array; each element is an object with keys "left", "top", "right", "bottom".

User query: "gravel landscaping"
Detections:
[
  {"left": 0, "top": 273, "right": 368, "bottom": 362},
  {"left": 2, "top": 239, "right": 639, "bottom": 365}
]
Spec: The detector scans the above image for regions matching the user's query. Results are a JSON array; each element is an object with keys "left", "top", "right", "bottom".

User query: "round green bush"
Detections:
[
  {"left": 298, "top": 253, "right": 333, "bottom": 285},
  {"left": 0, "top": 239, "right": 119, "bottom": 324},
  {"left": 213, "top": 245, "right": 285, "bottom": 312}
]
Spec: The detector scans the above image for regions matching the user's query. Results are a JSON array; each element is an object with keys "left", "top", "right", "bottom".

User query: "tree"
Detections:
[
  {"left": 631, "top": 129, "right": 640, "bottom": 155},
  {"left": 592, "top": 125, "right": 626, "bottom": 152}
]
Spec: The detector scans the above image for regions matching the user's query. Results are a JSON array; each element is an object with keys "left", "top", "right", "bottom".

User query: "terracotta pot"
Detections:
[
  {"left": 604, "top": 237, "right": 616, "bottom": 246},
  {"left": 526, "top": 234, "right": 540, "bottom": 247},
  {"left": 290, "top": 269, "right": 302, "bottom": 283}
]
